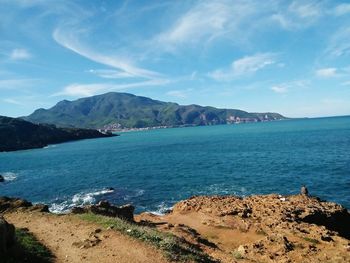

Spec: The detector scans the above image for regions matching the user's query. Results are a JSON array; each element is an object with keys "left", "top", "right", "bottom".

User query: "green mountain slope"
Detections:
[
  {"left": 24, "top": 92, "right": 286, "bottom": 129},
  {"left": 0, "top": 116, "right": 114, "bottom": 152}
]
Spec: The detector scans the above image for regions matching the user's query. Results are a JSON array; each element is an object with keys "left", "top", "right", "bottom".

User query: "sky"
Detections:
[{"left": 1, "top": 0, "right": 350, "bottom": 118}]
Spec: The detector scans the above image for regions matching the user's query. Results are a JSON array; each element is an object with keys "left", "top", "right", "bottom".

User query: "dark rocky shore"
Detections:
[{"left": 0, "top": 116, "right": 116, "bottom": 152}]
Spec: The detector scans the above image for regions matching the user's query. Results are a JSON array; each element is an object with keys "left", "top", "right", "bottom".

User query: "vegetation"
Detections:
[
  {"left": 78, "top": 213, "right": 216, "bottom": 262},
  {"left": 25, "top": 92, "right": 286, "bottom": 129},
  {"left": 4, "top": 228, "right": 54, "bottom": 263},
  {"left": 0, "top": 116, "right": 113, "bottom": 152},
  {"left": 231, "top": 251, "right": 243, "bottom": 260},
  {"left": 303, "top": 237, "right": 320, "bottom": 244}
]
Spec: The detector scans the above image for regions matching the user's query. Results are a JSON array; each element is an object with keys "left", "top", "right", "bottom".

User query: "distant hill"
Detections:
[
  {"left": 0, "top": 116, "right": 114, "bottom": 152},
  {"left": 24, "top": 92, "right": 286, "bottom": 129}
]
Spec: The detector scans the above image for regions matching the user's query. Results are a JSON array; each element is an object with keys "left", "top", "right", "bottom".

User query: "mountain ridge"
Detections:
[{"left": 24, "top": 92, "right": 287, "bottom": 129}]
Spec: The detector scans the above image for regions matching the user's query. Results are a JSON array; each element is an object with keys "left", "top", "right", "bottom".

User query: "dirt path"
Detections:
[{"left": 5, "top": 211, "right": 169, "bottom": 263}]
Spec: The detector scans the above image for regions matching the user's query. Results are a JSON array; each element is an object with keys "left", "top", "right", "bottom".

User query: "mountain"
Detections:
[
  {"left": 0, "top": 116, "right": 114, "bottom": 152},
  {"left": 24, "top": 92, "right": 286, "bottom": 129}
]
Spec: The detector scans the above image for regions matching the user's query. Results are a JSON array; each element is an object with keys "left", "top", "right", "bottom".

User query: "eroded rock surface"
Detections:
[{"left": 138, "top": 194, "right": 350, "bottom": 263}]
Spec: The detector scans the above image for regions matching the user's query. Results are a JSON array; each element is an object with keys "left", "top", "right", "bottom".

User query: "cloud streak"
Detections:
[
  {"left": 53, "top": 27, "right": 162, "bottom": 80},
  {"left": 209, "top": 53, "right": 277, "bottom": 81},
  {"left": 316, "top": 68, "right": 337, "bottom": 78},
  {"left": 53, "top": 79, "right": 171, "bottom": 97},
  {"left": 10, "top": 48, "right": 31, "bottom": 60}
]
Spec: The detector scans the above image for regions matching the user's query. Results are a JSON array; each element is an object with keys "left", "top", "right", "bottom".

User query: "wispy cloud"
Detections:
[
  {"left": 3, "top": 98, "right": 24, "bottom": 105},
  {"left": 53, "top": 79, "right": 171, "bottom": 97},
  {"left": 87, "top": 69, "right": 134, "bottom": 79},
  {"left": 271, "top": 86, "right": 288, "bottom": 94},
  {"left": 271, "top": 1, "right": 323, "bottom": 30},
  {"left": 209, "top": 53, "right": 277, "bottom": 81},
  {"left": 316, "top": 67, "right": 338, "bottom": 78},
  {"left": 151, "top": 0, "right": 265, "bottom": 52},
  {"left": 332, "top": 3, "right": 350, "bottom": 16},
  {"left": 325, "top": 27, "right": 350, "bottom": 57},
  {"left": 166, "top": 89, "right": 192, "bottom": 99},
  {"left": 9, "top": 48, "right": 32, "bottom": 60},
  {"left": 270, "top": 80, "right": 309, "bottom": 94},
  {"left": 0, "top": 78, "right": 40, "bottom": 90},
  {"left": 53, "top": 27, "right": 162, "bottom": 80}
]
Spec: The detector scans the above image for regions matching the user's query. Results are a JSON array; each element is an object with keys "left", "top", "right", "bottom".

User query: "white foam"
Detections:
[
  {"left": 43, "top": 145, "right": 57, "bottom": 149},
  {"left": 49, "top": 188, "right": 115, "bottom": 214},
  {"left": 123, "top": 189, "right": 145, "bottom": 201},
  {"left": 150, "top": 202, "right": 173, "bottom": 216},
  {"left": 1, "top": 172, "right": 17, "bottom": 181}
]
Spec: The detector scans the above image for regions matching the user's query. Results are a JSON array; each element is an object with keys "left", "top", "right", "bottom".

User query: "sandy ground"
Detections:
[{"left": 5, "top": 211, "right": 168, "bottom": 263}]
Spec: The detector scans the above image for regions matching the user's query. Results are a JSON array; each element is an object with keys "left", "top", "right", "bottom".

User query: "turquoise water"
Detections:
[{"left": 1, "top": 116, "right": 350, "bottom": 213}]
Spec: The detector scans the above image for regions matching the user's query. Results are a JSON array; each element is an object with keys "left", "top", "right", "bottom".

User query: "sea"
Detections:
[{"left": 1, "top": 116, "right": 349, "bottom": 214}]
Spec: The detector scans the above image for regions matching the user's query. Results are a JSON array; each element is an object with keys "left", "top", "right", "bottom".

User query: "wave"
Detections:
[
  {"left": 123, "top": 189, "right": 145, "bottom": 201},
  {"left": 43, "top": 145, "right": 57, "bottom": 149},
  {"left": 149, "top": 201, "right": 173, "bottom": 216},
  {"left": 1, "top": 172, "right": 17, "bottom": 182},
  {"left": 49, "top": 188, "right": 115, "bottom": 214}
]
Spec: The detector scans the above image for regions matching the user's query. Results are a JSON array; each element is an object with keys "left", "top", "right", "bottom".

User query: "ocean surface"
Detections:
[{"left": 1, "top": 116, "right": 350, "bottom": 214}]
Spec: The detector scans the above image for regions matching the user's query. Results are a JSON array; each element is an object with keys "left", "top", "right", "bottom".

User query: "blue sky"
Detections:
[{"left": 1, "top": 0, "right": 350, "bottom": 118}]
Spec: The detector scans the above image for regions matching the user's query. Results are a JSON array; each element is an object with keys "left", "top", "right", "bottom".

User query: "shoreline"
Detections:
[{"left": 1, "top": 193, "right": 350, "bottom": 262}]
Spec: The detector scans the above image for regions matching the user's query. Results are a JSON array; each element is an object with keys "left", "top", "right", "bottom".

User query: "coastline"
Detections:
[{"left": 1, "top": 193, "right": 350, "bottom": 262}]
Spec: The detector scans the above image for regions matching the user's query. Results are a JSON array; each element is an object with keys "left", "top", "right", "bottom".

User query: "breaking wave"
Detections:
[
  {"left": 49, "top": 188, "right": 115, "bottom": 213},
  {"left": 1, "top": 172, "right": 17, "bottom": 182}
]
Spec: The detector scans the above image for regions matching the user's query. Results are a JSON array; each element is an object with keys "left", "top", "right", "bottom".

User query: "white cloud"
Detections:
[
  {"left": 166, "top": 90, "right": 189, "bottom": 99},
  {"left": 0, "top": 78, "right": 39, "bottom": 90},
  {"left": 53, "top": 27, "right": 162, "bottom": 80},
  {"left": 271, "top": 86, "right": 288, "bottom": 93},
  {"left": 289, "top": 1, "right": 322, "bottom": 18},
  {"left": 271, "top": 1, "right": 323, "bottom": 30},
  {"left": 53, "top": 79, "right": 171, "bottom": 97},
  {"left": 333, "top": 3, "right": 350, "bottom": 16},
  {"left": 316, "top": 68, "right": 337, "bottom": 78},
  {"left": 88, "top": 69, "right": 134, "bottom": 79},
  {"left": 209, "top": 53, "right": 277, "bottom": 81},
  {"left": 151, "top": 0, "right": 263, "bottom": 52},
  {"left": 270, "top": 80, "right": 309, "bottom": 94},
  {"left": 10, "top": 48, "right": 31, "bottom": 60},
  {"left": 3, "top": 98, "right": 23, "bottom": 105},
  {"left": 325, "top": 27, "right": 350, "bottom": 57}
]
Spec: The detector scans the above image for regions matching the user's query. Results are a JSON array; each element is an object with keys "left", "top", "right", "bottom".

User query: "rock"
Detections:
[
  {"left": 29, "top": 204, "right": 49, "bottom": 212},
  {"left": 71, "top": 207, "right": 86, "bottom": 214},
  {"left": 0, "top": 175, "right": 4, "bottom": 182},
  {"left": 71, "top": 201, "right": 135, "bottom": 221},
  {"left": 301, "top": 185, "right": 309, "bottom": 196},
  {"left": 0, "top": 216, "right": 15, "bottom": 255},
  {"left": 90, "top": 202, "right": 135, "bottom": 221},
  {"left": 0, "top": 196, "right": 32, "bottom": 213},
  {"left": 237, "top": 245, "right": 248, "bottom": 255}
]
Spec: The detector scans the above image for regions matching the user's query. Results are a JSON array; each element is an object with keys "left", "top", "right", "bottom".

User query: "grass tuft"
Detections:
[
  {"left": 78, "top": 213, "right": 217, "bottom": 262},
  {"left": 303, "top": 237, "right": 320, "bottom": 245},
  {"left": 4, "top": 228, "right": 54, "bottom": 263}
]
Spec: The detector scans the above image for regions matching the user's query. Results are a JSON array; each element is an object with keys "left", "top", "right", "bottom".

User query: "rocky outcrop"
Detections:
[
  {"left": 0, "top": 175, "right": 4, "bottom": 182},
  {"left": 140, "top": 194, "right": 350, "bottom": 263},
  {"left": 173, "top": 194, "right": 350, "bottom": 238},
  {"left": 0, "top": 115, "right": 116, "bottom": 152},
  {"left": 71, "top": 200, "right": 135, "bottom": 221},
  {"left": 0, "top": 197, "right": 49, "bottom": 213},
  {"left": 0, "top": 216, "right": 15, "bottom": 255}
]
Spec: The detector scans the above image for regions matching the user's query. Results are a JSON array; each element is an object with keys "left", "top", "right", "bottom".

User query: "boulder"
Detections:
[
  {"left": 0, "top": 216, "right": 15, "bottom": 255},
  {"left": 0, "top": 196, "right": 49, "bottom": 213},
  {"left": 0, "top": 197, "right": 32, "bottom": 213},
  {"left": 71, "top": 201, "right": 135, "bottom": 221}
]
